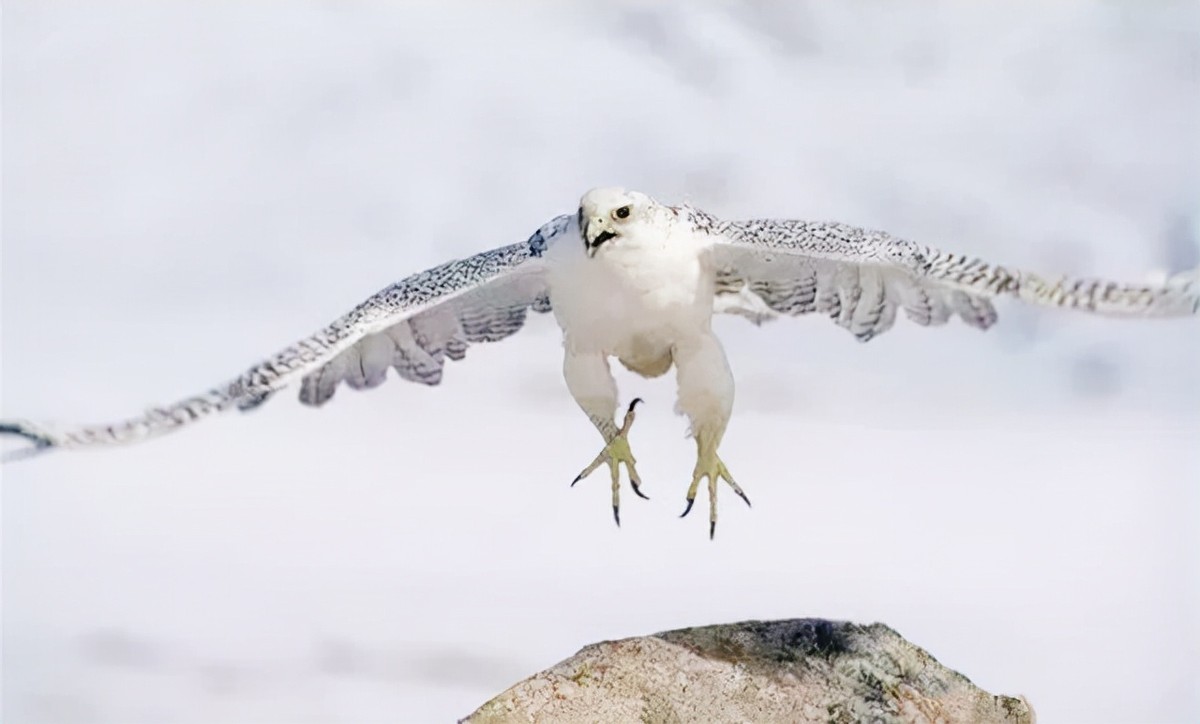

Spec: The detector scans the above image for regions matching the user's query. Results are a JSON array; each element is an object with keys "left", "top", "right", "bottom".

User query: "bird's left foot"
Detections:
[
  {"left": 571, "top": 399, "right": 647, "bottom": 526},
  {"left": 680, "top": 450, "right": 751, "bottom": 539}
]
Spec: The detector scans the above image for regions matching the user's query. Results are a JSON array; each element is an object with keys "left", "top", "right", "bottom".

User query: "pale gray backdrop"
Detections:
[{"left": 3, "top": 2, "right": 1199, "bottom": 722}]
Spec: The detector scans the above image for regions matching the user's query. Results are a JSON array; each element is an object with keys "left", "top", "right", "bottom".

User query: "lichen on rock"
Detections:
[{"left": 462, "top": 619, "right": 1034, "bottom": 724}]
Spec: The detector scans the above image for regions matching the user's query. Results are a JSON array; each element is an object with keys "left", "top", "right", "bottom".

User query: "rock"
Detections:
[{"left": 462, "top": 619, "right": 1034, "bottom": 724}]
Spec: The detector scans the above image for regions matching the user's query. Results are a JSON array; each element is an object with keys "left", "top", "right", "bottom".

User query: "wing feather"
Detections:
[
  {"left": 1, "top": 215, "right": 572, "bottom": 460},
  {"left": 700, "top": 211, "right": 1197, "bottom": 340}
]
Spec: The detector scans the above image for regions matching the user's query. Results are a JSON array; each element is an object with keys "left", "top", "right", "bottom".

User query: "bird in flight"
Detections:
[{"left": 3, "top": 188, "right": 1196, "bottom": 537}]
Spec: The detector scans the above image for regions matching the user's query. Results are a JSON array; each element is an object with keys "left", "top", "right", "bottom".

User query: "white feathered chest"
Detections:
[{"left": 546, "top": 223, "right": 716, "bottom": 361}]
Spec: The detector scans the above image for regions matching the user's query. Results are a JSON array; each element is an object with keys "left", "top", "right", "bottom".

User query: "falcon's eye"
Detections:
[{"left": 614, "top": 205, "right": 631, "bottom": 220}]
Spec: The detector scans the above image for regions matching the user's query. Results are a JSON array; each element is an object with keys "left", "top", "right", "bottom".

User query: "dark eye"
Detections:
[{"left": 614, "top": 205, "right": 631, "bottom": 220}]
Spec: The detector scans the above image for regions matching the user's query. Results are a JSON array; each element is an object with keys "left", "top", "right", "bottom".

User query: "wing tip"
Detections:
[{"left": 0, "top": 420, "right": 58, "bottom": 463}]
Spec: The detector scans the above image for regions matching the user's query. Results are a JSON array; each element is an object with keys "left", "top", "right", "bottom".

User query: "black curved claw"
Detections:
[
  {"left": 735, "top": 490, "right": 752, "bottom": 508},
  {"left": 679, "top": 497, "right": 696, "bottom": 518},
  {"left": 709, "top": 521, "right": 716, "bottom": 540},
  {"left": 570, "top": 473, "right": 583, "bottom": 487},
  {"left": 630, "top": 480, "right": 650, "bottom": 500},
  {"left": 627, "top": 398, "right": 644, "bottom": 413},
  {"left": 612, "top": 505, "right": 621, "bottom": 527}
]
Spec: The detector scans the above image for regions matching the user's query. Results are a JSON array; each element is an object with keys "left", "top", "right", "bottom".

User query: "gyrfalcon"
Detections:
[{"left": 3, "top": 188, "right": 1197, "bottom": 537}]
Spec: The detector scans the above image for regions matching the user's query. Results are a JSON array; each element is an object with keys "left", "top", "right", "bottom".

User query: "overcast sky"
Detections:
[{"left": 3, "top": 2, "right": 1199, "bottom": 722}]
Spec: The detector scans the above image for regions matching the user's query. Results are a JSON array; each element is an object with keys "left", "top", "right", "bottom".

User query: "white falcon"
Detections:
[{"left": 3, "top": 188, "right": 1197, "bottom": 536}]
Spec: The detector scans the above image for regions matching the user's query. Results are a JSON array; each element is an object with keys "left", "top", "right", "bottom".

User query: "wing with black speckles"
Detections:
[
  {"left": 0, "top": 215, "right": 572, "bottom": 461},
  {"left": 691, "top": 209, "right": 1198, "bottom": 341}
]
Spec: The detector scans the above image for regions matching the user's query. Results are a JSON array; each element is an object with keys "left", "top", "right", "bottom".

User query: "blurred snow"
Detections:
[{"left": 3, "top": 2, "right": 1199, "bottom": 722}]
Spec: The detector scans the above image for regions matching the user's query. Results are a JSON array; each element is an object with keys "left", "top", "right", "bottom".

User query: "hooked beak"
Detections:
[{"left": 579, "top": 209, "right": 617, "bottom": 257}]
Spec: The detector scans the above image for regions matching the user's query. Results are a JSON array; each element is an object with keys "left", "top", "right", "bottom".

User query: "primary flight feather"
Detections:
[{"left": 3, "top": 188, "right": 1196, "bottom": 536}]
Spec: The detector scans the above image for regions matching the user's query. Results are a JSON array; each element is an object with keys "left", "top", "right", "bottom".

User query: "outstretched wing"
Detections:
[
  {"left": 0, "top": 215, "right": 572, "bottom": 461},
  {"left": 701, "top": 213, "right": 1198, "bottom": 340}
]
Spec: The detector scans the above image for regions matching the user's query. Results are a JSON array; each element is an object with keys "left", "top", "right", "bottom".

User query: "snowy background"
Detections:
[{"left": 3, "top": 2, "right": 1199, "bottom": 722}]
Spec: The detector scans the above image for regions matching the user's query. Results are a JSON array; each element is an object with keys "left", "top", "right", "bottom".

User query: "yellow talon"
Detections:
[
  {"left": 679, "top": 449, "right": 751, "bottom": 539},
  {"left": 571, "top": 399, "right": 647, "bottom": 526}
]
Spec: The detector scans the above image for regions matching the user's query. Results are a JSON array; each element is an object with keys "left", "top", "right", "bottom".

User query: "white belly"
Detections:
[{"left": 546, "top": 234, "right": 715, "bottom": 361}]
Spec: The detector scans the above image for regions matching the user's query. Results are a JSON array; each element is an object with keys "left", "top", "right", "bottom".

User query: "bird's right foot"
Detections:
[{"left": 571, "top": 399, "right": 647, "bottom": 526}]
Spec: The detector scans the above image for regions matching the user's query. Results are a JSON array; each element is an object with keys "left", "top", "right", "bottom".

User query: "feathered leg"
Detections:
[{"left": 674, "top": 332, "right": 750, "bottom": 538}]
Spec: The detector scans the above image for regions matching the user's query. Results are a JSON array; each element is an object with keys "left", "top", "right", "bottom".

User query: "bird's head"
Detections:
[{"left": 578, "top": 187, "right": 659, "bottom": 258}]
